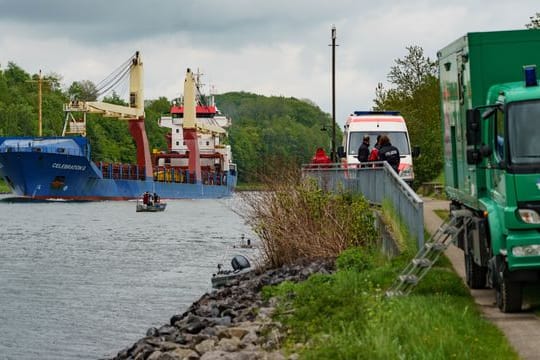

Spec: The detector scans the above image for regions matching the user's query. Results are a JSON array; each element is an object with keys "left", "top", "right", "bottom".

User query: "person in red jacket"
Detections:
[
  {"left": 368, "top": 135, "right": 381, "bottom": 161},
  {"left": 310, "top": 147, "right": 332, "bottom": 167}
]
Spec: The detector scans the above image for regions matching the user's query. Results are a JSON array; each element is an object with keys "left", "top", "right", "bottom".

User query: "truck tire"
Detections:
[
  {"left": 496, "top": 276, "right": 523, "bottom": 313},
  {"left": 450, "top": 203, "right": 464, "bottom": 249},
  {"left": 465, "top": 253, "right": 487, "bottom": 289}
]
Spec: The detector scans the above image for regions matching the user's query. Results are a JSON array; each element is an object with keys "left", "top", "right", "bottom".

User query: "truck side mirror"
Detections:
[
  {"left": 337, "top": 146, "right": 345, "bottom": 158},
  {"left": 466, "top": 149, "right": 482, "bottom": 164},
  {"left": 480, "top": 144, "right": 493, "bottom": 158},
  {"left": 482, "top": 107, "right": 497, "bottom": 119},
  {"left": 412, "top": 146, "right": 420, "bottom": 158},
  {"left": 466, "top": 144, "right": 492, "bottom": 165},
  {"left": 466, "top": 109, "right": 481, "bottom": 146}
]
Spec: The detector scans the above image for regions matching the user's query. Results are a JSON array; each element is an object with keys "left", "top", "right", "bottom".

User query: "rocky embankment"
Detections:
[{"left": 110, "top": 259, "right": 334, "bottom": 360}]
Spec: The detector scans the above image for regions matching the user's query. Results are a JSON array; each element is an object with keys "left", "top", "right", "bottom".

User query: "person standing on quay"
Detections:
[
  {"left": 357, "top": 135, "right": 370, "bottom": 164},
  {"left": 378, "top": 134, "right": 400, "bottom": 173}
]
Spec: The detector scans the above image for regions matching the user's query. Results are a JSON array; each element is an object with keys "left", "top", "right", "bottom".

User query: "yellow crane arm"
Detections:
[{"left": 68, "top": 101, "right": 144, "bottom": 119}]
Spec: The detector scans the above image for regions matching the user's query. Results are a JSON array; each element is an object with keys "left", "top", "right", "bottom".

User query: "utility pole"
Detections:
[
  {"left": 38, "top": 70, "right": 42, "bottom": 136},
  {"left": 330, "top": 25, "right": 337, "bottom": 162}
]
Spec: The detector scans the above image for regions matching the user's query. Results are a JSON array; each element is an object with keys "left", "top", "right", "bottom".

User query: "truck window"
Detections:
[{"left": 508, "top": 100, "right": 540, "bottom": 165}]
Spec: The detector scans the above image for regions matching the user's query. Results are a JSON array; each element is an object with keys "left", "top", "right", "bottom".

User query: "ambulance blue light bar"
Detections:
[
  {"left": 524, "top": 65, "right": 538, "bottom": 87},
  {"left": 353, "top": 111, "right": 400, "bottom": 116}
]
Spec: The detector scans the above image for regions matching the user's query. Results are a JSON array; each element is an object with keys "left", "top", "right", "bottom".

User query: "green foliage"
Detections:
[
  {"left": 0, "top": 62, "right": 170, "bottom": 164},
  {"left": 0, "top": 64, "right": 67, "bottom": 137},
  {"left": 144, "top": 97, "right": 171, "bottom": 151},
  {"left": 526, "top": 12, "right": 540, "bottom": 29},
  {"left": 68, "top": 80, "right": 98, "bottom": 101},
  {"left": 335, "top": 246, "right": 376, "bottom": 272},
  {"left": 381, "top": 199, "right": 418, "bottom": 252},
  {"left": 374, "top": 46, "right": 442, "bottom": 187},
  {"left": 0, "top": 178, "right": 9, "bottom": 193},
  {"left": 216, "top": 92, "right": 338, "bottom": 183},
  {"left": 86, "top": 116, "right": 136, "bottom": 163}
]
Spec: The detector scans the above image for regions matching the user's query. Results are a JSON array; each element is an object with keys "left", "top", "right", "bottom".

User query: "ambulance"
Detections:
[{"left": 337, "top": 111, "right": 418, "bottom": 184}]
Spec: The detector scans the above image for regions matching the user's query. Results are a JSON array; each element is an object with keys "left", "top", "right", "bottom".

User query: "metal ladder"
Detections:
[{"left": 386, "top": 209, "right": 471, "bottom": 297}]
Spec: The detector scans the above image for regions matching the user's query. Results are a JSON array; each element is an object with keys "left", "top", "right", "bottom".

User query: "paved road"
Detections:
[{"left": 423, "top": 198, "right": 540, "bottom": 360}]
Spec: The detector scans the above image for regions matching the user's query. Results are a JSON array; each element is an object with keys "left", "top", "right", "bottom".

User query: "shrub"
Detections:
[
  {"left": 241, "top": 168, "right": 379, "bottom": 268},
  {"left": 335, "top": 247, "right": 375, "bottom": 272}
]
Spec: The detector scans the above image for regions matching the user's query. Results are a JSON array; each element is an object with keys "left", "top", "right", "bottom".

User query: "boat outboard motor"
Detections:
[{"left": 231, "top": 255, "right": 250, "bottom": 271}]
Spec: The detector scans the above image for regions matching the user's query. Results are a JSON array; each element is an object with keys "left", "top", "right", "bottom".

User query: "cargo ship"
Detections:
[{"left": 0, "top": 53, "right": 237, "bottom": 200}]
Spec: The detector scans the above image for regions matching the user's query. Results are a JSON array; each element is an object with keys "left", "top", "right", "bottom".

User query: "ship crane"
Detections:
[
  {"left": 181, "top": 68, "right": 231, "bottom": 184},
  {"left": 62, "top": 52, "right": 153, "bottom": 179},
  {"left": 183, "top": 68, "right": 203, "bottom": 183}
]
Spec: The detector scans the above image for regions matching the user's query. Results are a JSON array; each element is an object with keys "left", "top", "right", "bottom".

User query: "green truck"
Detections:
[{"left": 439, "top": 29, "right": 540, "bottom": 312}]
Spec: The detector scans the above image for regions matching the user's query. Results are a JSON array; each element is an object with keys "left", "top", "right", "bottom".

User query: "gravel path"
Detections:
[{"left": 423, "top": 198, "right": 540, "bottom": 360}]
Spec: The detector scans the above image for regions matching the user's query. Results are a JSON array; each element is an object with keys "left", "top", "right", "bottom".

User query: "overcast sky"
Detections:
[{"left": 1, "top": 0, "right": 539, "bottom": 126}]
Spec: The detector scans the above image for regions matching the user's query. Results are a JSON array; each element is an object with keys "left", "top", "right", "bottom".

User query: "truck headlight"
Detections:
[
  {"left": 518, "top": 209, "right": 540, "bottom": 224},
  {"left": 512, "top": 245, "right": 540, "bottom": 256}
]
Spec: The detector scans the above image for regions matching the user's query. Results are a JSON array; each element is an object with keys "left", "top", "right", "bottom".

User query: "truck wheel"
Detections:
[
  {"left": 465, "top": 253, "right": 487, "bottom": 289},
  {"left": 496, "top": 277, "right": 523, "bottom": 313},
  {"left": 450, "top": 203, "right": 464, "bottom": 248}
]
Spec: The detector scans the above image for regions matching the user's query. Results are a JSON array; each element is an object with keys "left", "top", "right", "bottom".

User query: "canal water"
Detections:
[{"left": 0, "top": 194, "right": 258, "bottom": 359}]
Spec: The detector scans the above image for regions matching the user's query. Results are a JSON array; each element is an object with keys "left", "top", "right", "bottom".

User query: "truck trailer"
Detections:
[{"left": 439, "top": 29, "right": 540, "bottom": 312}]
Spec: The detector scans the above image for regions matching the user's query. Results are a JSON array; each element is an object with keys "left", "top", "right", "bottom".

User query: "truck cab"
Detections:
[{"left": 339, "top": 111, "right": 416, "bottom": 184}]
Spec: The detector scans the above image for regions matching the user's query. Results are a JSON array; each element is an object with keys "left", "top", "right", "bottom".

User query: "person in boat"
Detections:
[
  {"left": 143, "top": 191, "right": 150, "bottom": 205},
  {"left": 148, "top": 193, "right": 153, "bottom": 206},
  {"left": 153, "top": 193, "right": 160, "bottom": 204}
]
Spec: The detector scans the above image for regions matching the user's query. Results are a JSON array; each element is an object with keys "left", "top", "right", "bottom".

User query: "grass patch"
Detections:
[
  {"left": 434, "top": 209, "right": 449, "bottom": 221},
  {"left": 434, "top": 170, "right": 445, "bottom": 184},
  {"left": 380, "top": 199, "right": 417, "bottom": 253},
  {"left": 234, "top": 182, "right": 267, "bottom": 191},
  {"left": 266, "top": 252, "right": 518, "bottom": 360},
  {"left": 417, "top": 171, "right": 447, "bottom": 199},
  {"left": 0, "top": 179, "right": 10, "bottom": 193}
]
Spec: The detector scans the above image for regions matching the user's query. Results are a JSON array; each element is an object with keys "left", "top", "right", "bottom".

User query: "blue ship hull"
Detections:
[{"left": 0, "top": 137, "right": 236, "bottom": 200}]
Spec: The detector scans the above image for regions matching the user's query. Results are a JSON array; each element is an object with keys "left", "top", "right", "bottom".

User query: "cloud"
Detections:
[{"left": 1, "top": 0, "right": 539, "bottom": 127}]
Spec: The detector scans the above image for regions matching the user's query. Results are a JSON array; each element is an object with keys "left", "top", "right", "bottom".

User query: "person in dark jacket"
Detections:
[
  {"left": 357, "top": 135, "right": 370, "bottom": 164},
  {"left": 378, "top": 134, "right": 400, "bottom": 173}
]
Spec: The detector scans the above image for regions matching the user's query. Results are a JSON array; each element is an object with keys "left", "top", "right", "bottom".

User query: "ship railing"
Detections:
[
  {"left": 97, "top": 162, "right": 146, "bottom": 181},
  {"left": 152, "top": 165, "right": 229, "bottom": 185},
  {"left": 0, "top": 144, "right": 84, "bottom": 156},
  {"left": 154, "top": 166, "right": 189, "bottom": 184}
]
